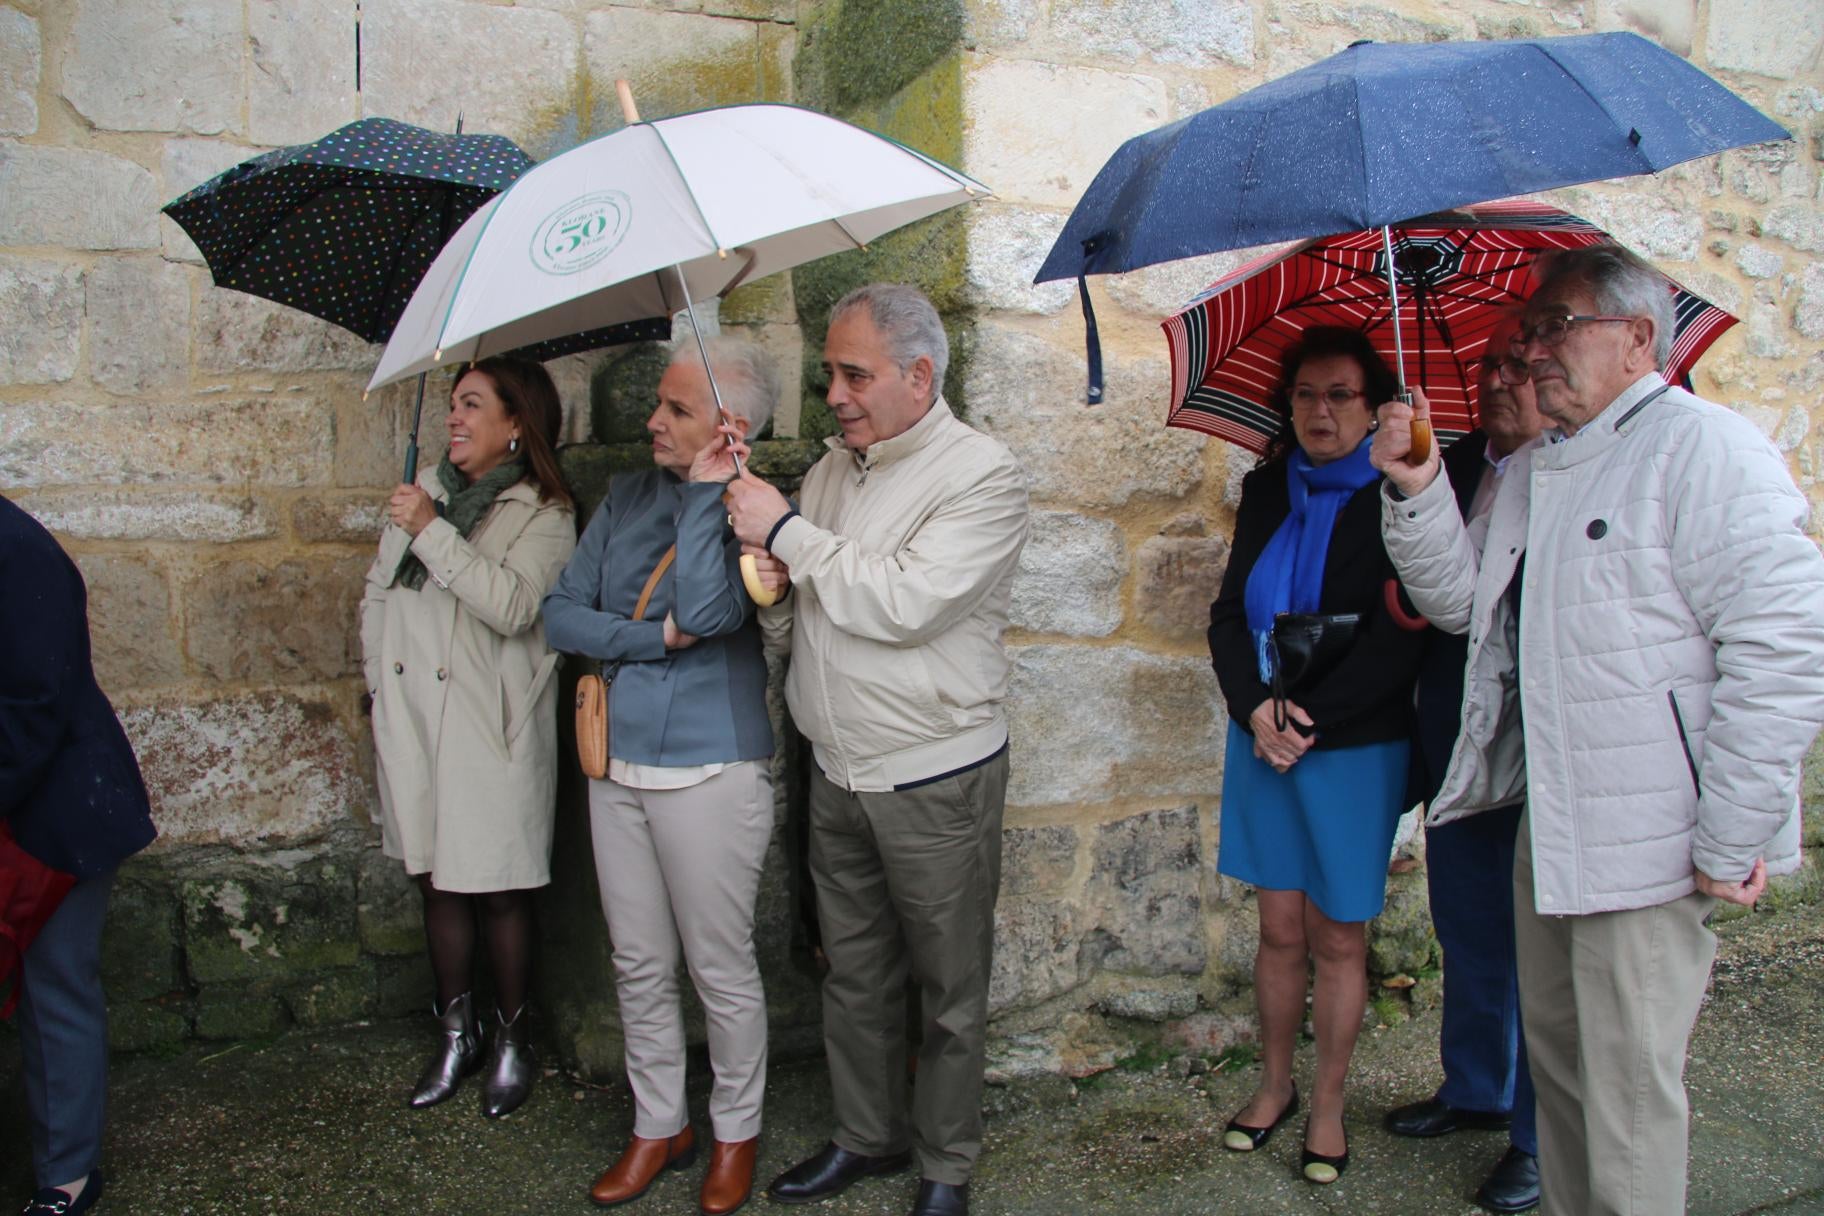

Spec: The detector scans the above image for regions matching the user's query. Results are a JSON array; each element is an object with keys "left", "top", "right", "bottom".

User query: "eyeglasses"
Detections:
[
  {"left": 1511, "top": 313, "right": 1635, "bottom": 348},
  {"left": 1289, "top": 387, "right": 1366, "bottom": 411},
  {"left": 1475, "top": 354, "right": 1532, "bottom": 386}
]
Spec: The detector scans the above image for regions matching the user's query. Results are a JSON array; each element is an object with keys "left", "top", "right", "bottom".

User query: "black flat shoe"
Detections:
[
  {"left": 1384, "top": 1096, "right": 1511, "bottom": 1138},
  {"left": 1474, "top": 1145, "right": 1540, "bottom": 1213},
  {"left": 1222, "top": 1085, "right": 1298, "bottom": 1152},
  {"left": 909, "top": 1179, "right": 969, "bottom": 1216},
  {"left": 766, "top": 1142, "right": 913, "bottom": 1205},
  {"left": 23, "top": 1170, "right": 103, "bottom": 1216},
  {"left": 1301, "top": 1119, "right": 1349, "bottom": 1185}
]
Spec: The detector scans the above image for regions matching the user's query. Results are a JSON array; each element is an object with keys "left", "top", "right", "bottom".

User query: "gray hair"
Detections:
[
  {"left": 668, "top": 335, "right": 779, "bottom": 436},
  {"left": 1534, "top": 244, "right": 1676, "bottom": 370},
  {"left": 829, "top": 283, "right": 949, "bottom": 403}
]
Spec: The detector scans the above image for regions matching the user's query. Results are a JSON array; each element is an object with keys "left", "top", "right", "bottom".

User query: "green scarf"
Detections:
[{"left": 393, "top": 456, "right": 529, "bottom": 591}]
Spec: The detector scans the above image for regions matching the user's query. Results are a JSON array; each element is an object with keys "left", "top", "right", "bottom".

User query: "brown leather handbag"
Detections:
[{"left": 574, "top": 544, "right": 676, "bottom": 780}]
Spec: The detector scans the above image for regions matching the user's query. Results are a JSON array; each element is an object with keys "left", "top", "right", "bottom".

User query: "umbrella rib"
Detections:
[{"left": 641, "top": 122, "right": 731, "bottom": 261}]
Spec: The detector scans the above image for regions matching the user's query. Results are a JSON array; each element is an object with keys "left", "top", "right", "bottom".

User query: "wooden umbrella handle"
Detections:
[
  {"left": 616, "top": 80, "right": 640, "bottom": 124},
  {"left": 1407, "top": 417, "right": 1433, "bottom": 465}
]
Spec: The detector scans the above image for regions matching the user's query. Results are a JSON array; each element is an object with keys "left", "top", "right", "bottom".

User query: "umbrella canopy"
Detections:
[
  {"left": 368, "top": 103, "right": 990, "bottom": 391},
  {"left": 1161, "top": 201, "right": 1737, "bottom": 454}
]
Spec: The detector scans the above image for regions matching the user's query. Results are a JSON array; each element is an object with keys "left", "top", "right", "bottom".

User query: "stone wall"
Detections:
[{"left": 2, "top": 0, "right": 1820, "bottom": 1067}]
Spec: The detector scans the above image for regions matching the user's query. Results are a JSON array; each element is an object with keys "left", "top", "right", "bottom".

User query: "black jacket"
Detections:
[
  {"left": 1208, "top": 461, "right": 1428, "bottom": 750},
  {"left": 1, "top": 495, "right": 155, "bottom": 878}
]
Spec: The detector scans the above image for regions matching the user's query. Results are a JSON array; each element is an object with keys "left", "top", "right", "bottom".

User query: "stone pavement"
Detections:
[{"left": 3, "top": 901, "right": 1820, "bottom": 1216}]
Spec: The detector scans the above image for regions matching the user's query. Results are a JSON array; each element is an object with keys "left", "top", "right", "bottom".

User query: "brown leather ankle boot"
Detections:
[
  {"left": 699, "top": 1137, "right": 758, "bottom": 1215},
  {"left": 589, "top": 1126, "right": 697, "bottom": 1207}
]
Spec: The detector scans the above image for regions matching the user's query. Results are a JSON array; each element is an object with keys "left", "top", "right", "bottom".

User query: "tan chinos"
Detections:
[
  {"left": 809, "top": 749, "right": 1008, "bottom": 1187},
  {"left": 588, "top": 761, "right": 774, "bottom": 1142},
  {"left": 1513, "top": 813, "right": 1719, "bottom": 1216}
]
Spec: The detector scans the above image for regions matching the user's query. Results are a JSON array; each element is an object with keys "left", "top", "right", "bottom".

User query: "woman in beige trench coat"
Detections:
[{"left": 359, "top": 356, "right": 575, "bottom": 1119}]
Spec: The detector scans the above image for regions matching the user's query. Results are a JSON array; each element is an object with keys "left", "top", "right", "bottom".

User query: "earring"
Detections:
[{"left": 509, "top": 436, "right": 520, "bottom": 453}]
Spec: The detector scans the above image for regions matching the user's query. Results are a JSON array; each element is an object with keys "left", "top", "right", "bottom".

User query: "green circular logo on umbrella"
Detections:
[{"left": 530, "top": 191, "right": 632, "bottom": 275}]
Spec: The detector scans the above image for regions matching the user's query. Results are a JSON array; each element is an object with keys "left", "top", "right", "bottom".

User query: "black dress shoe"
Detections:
[
  {"left": 1222, "top": 1085, "right": 1298, "bottom": 1152},
  {"left": 1474, "top": 1145, "right": 1540, "bottom": 1213},
  {"left": 766, "top": 1142, "right": 913, "bottom": 1204},
  {"left": 1384, "top": 1096, "right": 1511, "bottom": 1138},
  {"left": 910, "top": 1179, "right": 969, "bottom": 1216}
]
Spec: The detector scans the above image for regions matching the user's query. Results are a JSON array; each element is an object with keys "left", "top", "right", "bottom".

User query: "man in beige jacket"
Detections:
[{"left": 725, "top": 283, "right": 1029, "bottom": 1216}]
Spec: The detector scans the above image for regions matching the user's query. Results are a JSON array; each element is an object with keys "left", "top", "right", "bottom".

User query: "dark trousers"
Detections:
[
  {"left": 19, "top": 870, "right": 116, "bottom": 1186},
  {"left": 1428, "top": 805, "right": 1537, "bottom": 1156},
  {"left": 808, "top": 751, "right": 1007, "bottom": 1186}
]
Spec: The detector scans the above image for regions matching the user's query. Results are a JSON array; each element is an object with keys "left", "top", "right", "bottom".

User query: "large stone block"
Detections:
[
  {"left": 590, "top": 342, "right": 672, "bottom": 443},
  {"left": 1011, "top": 510, "right": 1125, "bottom": 637},
  {"left": 1594, "top": 0, "right": 1695, "bottom": 55},
  {"left": 62, "top": 0, "right": 241, "bottom": 134},
  {"left": 1556, "top": 186, "right": 1703, "bottom": 262},
  {"left": 1797, "top": 262, "right": 1824, "bottom": 342},
  {"left": 101, "top": 877, "right": 183, "bottom": 1001},
  {"left": 290, "top": 493, "right": 388, "bottom": 545},
  {"left": 18, "top": 490, "right": 277, "bottom": 543},
  {"left": 584, "top": 8, "right": 772, "bottom": 132},
  {"left": 248, "top": 0, "right": 358, "bottom": 146},
  {"left": 1049, "top": 0, "right": 1253, "bottom": 69},
  {"left": 88, "top": 258, "right": 192, "bottom": 394},
  {"left": 73, "top": 553, "right": 186, "bottom": 691},
  {"left": 963, "top": 58, "right": 1167, "bottom": 209},
  {"left": 1006, "top": 645, "right": 1225, "bottom": 807},
  {"left": 181, "top": 555, "right": 366, "bottom": 683},
  {"left": 362, "top": 0, "right": 575, "bottom": 143},
  {"left": 357, "top": 845, "right": 424, "bottom": 957},
  {"left": 193, "top": 982, "right": 289, "bottom": 1040},
  {"left": 1366, "top": 864, "right": 1435, "bottom": 976},
  {"left": 107, "top": 996, "right": 191, "bottom": 1053},
  {"left": 284, "top": 962, "right": 378, "bottom": 1027},
  {"left": 965, "top": 205, "right": 1073, "bottom": 315},
  {"left": 1133, "top": 532, "right": 1231, "bottom": 642},
  {"left": 990, "top": 893, "right": 1082, "bottom": 1013},
  {"left": 182, "top": 854, "right": 360, "bottom": 984},
  {"left": 0, "top": 7, "right": 39, "bottom": 135},
  {"left": 1103, "top": 246, "right": 1261, "bottom": 320},
  {"left": 160, "top": 138, "right": 261, "bottom": 264},
  {"left": 1082, "top": 805, "right": 1206, "bottom": 975},
  {"left": 123, "top": 693, "right": 368, "bottom": 847},
  {"left": 0, "top": 144, "right": 160, "bottom": 250},
  {"left": 1764, "top": 203, "right": 1824, "bottom": 253},
  {"left": 0, "top": 398, "right": 335, "bottom": 488},
  {"left": 336, "top": 381, "right": 419, "bottom": 490},
  {"left": 195, "top": 287, "right": 377, "bottom": 374},
  {"left": 1707, "top": 0, "right": 1824, "bottom": 78},
  {"left": 797, "top": 0, "right": 963, "bottom": 114},
  {"left": 0, "top": 257, "right": 82, "bottom": 384}
]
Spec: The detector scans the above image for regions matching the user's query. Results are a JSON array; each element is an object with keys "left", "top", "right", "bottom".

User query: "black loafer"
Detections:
[
  {"left": 1384, "top": 1097, "right": 1511, "bottom": 1138},
  {"left": 1222, "top": 1085, "right": 1299, "bottom": 1152},
  {"left": 910, "top": 1179, "right": 969, "bottom": 1216},
  {"left": 23, "top": 1170, "right": 104, "bottom": 1216},
  {"left": 1300, "top": 1119, "right": 1349, "bottom": 1185},
  {"left": 766, "top": 1142, "right": 912, "bottom": 1205},
  {"left": 1474, "top": 1145, "right": 1540, "bottom": 1213}
]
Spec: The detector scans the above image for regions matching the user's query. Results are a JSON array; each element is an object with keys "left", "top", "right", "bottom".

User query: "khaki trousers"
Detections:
[
  {"left": 809, "top": 750, "right": 1008, "bottom": 1186},
  {"left": 1514, "top": 812, "right": 1717, "bottom": 1216},
  {"left": 588, "top": 761, "right": 774, "bottom": 1142}
]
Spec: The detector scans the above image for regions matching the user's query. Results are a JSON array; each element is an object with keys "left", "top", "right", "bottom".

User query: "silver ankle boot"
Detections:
[
  {"left": 479, "top": 1003, "right": 534, "bottom": 1119},
  {"left": 408, "top": 991, "right": 482, "bottom": 1109}
]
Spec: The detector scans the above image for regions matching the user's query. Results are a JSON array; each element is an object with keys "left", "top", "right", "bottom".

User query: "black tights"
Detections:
[{"left": 418, "top": 878, "right": 534, "bottom": 1018}]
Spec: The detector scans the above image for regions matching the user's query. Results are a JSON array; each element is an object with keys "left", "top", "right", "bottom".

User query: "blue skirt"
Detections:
[{"left": 1216, "top": 721, "right": 1409, "bottom": 923}]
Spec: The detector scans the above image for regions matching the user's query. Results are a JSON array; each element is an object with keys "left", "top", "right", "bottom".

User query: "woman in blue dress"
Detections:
[{"left": 1207, "top": 327, "right": 1428, "bottom": 1185}]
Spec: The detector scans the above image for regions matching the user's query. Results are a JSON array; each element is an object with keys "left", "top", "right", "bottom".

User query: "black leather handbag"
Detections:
[{"left": 1268, "top": 611, "right": 1361, "bottom": 730}]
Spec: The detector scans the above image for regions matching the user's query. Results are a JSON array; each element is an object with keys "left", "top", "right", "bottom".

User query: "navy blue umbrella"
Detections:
[{"left": 1035, "top": 31, "right": 1789, "bottom": 402}]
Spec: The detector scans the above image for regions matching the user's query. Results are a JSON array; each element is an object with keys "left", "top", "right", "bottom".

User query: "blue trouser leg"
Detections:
[
  {"left": 1427, "top": 805, "right": 1536, "bottom": 1153},
  {"left": 18, "top": 869, "right": 116, "bottom": 1187}
]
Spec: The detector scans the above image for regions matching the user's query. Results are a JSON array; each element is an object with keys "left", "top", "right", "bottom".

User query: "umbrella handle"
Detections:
[
  {"left": 1395, "top": 389, "right": 1433, "bottom": 464},
  {"left": 740, "top": 554, "right": 778, "bottom": 608}
]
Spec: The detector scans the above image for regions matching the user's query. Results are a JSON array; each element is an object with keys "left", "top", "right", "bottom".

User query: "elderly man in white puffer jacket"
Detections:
[{"left": 1369, "top": 244, "right": 1824, "bottom": 1216}]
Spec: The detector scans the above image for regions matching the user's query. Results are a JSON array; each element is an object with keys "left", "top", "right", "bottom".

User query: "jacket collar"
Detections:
[
  {"left": 823, "top": 396, "right": 956, "bottom": 471},
  {"left": 1536, "top": 372, "right": 1667, "bottom": 470}
]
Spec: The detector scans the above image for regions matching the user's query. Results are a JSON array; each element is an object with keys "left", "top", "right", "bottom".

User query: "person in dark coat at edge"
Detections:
[
  {"left": 1, "top": 494, "right": 157, "bottom": 1216},
  {"left": 1380, "top": 313, "right": 1545, "bottom": 1214}
]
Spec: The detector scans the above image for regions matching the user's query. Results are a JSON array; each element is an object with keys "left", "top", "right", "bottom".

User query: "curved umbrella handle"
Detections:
[{"left": 740, "top": 554, "right": 778, "bottom": 607}]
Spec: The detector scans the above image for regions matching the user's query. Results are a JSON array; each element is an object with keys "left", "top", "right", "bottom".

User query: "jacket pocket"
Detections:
[
  {"left": 503, "top": 652, "right": 562, "bottom": 750},
  {"left": 1666, "top": 688, "right": 1701, "bottom": 797}
]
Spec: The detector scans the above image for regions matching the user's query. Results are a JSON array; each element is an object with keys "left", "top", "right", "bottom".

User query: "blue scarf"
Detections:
[{"left": 1243, "top": 437, "right": 1380, "bottom": 681}]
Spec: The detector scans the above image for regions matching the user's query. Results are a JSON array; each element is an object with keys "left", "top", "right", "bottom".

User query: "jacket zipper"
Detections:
[{"left": 1666, "top": 689, "right": 1701, "bottom": 797}]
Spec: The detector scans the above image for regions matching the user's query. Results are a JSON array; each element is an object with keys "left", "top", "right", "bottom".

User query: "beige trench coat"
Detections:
[{"left": 359, "top": 471, "right": 575, "bottom": 892}]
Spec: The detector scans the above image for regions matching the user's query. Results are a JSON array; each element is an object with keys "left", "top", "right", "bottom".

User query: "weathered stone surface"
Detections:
[
  {"left": 1366, "top": 865, "right": 1435, "bottom": 977},
  {"left": 1556, "top": 186, "right": 1703, "bottom": 262},
  {"left": 965, "top": 205, "right": 1073, "bottom": 315},
  {"left": 1006, "top": 645, "right": 1225, "bottom": 807},
  {"left": 1761, "top": 203, "right": 1824, "bottom": 252},
  {"left": 89, "top": 258, "right": 192, "bottom": 393},
  {"left": 362, "top": 0, "right": 573, "bottom": 141},
  {"left": 1011, "top": 510, "right": 1125, "bottom": 637},
  {"left": 1161, "top": 1008, "right": 1253, "bottom": 1055},
  {"left": 1103, "top": 246, "right": 1260, "bottom": 321},
  {"left": 248, "top": 0, "right": 357, "bottom": 146},
  {"left": 123, "top": 693, "right": 368, "bottom": 847},
  {"left": 1095, "top": 984, "right": 1199, "bottom": 1021},
  {"left": 984, "top": 1013, "right": 1122, "bottom": 1081},
  {"left": 336, "top": 381, "right": 417, "bottom": 490},
  {"left": 374, "top": 953, "right": 434, "bottom": 1018},
  {"left": 964, "top": 0, "right": 1040, "bottom": 48},
  {"left": 357, "top": 845, "right": 424, "bottom": 958},
  {"left": 1133, "top": 533, "right": 1231, "bottom": 642},
  {"left": 195, "top": 287, "right": 377, "bottom": 374},
  {"left": 62, "top": 0, "right": 241, "bottom": 134},
  {"left": 1000, "top": 822, "right": 1080, "bottom": 898},
  {"left": 0, "top": 256, "right": 82, "bottom": 384},
  {"left": 967, "top": 324, "right": 1206, "bottom": 510},
  {"left": 102, "top": 878, "right": 184, "bottom": 1001},
  {"left": 1050, "top": 0, "right": 1252, "bottom": 69},
  {"left": 0, "top": 398, "right": 335, "bottom": 488},
  {"left": 963, "top": 58, "right": 1167, "bottom": 209},
  {"left": 160, "top": 137, "right": 260, "bottom": 263},
  {"left": 1594, "top": 0, "right": 1695, "bottom": 52},
  {"left": 796, "top": 0, "right": 962, "bottom": 115},
  {"left": 1706, "top": 0, "right": 1824, "bottom": 78},
  {"left": 0, "top": 144, "right": 160, "bottom": 249},
  {"left": 291, "top": 494, "right": 388, "bottom": 544},
  {"left": 0, "top": 6, "right": 39, "bottom": 135},
  {"left": 182, "top": 854, "right": 360, "bottom": 984},
  {"left": 991, "top": 892, "right": 1081, "bottom": 1013},
  {"left": 590, "top": 342, "right": 672, "bottom": 443},
  {"left": 73, "top": 553, "right": 186, "bottom": 691},
  {"left": 19, "top": 490, "right": 276, "bottom": 543},
  {"left": 584, "top": 8, "right": 772, "bottom": 133},
  {"left": 1082, "top": 805, "right": 1206, "bottom": 975},
  {"left": 107, "top": 997, "right": 191, "bottom": 1052},
  {"left": 181, "top": 555, "right": 366, "bottom": 683},
  {"left": 284, "top": 963, "right": 378, "bottom": 1027},
  {"left": 1797, "top": 261, "right": 1824, "bottom": 341},
  {"left": 193, "top": 983, "right": 289, "bottom": 1040}
]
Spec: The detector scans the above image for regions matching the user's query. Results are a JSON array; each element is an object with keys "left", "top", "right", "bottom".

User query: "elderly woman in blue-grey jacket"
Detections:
[{"left": 544, "top": 337, "right": 788, "bottom": 1216}]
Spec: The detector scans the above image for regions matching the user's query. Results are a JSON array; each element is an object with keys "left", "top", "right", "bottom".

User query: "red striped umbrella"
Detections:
[{"left": 1161, "top": 200, "right": 1737, "bottom": 454}]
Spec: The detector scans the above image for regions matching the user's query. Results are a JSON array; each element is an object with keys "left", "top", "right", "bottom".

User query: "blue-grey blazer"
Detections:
[{"left": 543, "top": 469, "right": 772, "bottom": 767}]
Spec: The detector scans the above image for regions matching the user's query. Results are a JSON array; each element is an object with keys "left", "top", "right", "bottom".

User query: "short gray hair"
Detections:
[
  {"left": 829, "top": 283, "right": 949, "bottom": 403},
  {"left": 1535, "top": 244, "right": 1676, "bottom": 370},
  {"left": 668, "top": 335, "right": 779, "bottom": 436}
]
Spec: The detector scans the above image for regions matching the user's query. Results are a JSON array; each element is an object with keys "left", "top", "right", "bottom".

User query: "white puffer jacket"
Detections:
[{"left": 1383, "top": 374, "right": 1824, "bottom": 916}]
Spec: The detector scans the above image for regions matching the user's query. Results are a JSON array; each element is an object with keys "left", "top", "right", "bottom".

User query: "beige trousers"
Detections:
[
  {"left": 588, "top": 761, "right": 774, "bottom": 1142},
  {"left": 1514, "top": 812, "right": 1718, "bottom": 1216}
]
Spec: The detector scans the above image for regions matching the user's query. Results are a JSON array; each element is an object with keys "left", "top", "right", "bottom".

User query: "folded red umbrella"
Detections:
[
  {"left": 0, "top": 820, "right": 76, "bottom": 1018},
  {"left": 1161, "top": 199, "right": 1737, "bottom": 453}
]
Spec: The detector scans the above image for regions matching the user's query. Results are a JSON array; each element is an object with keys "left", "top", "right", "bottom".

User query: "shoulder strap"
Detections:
[{"left": 632, "top": 545, "right": 677, "bottom": 622}]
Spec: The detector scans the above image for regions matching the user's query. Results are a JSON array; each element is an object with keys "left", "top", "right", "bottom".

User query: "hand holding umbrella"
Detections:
[{"left": 1370, "top": 386, "right": 1443, "bottom": 497}]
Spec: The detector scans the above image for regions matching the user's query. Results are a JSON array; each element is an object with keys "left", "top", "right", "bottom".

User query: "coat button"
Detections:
[
  {"left": 436, "top": 668, "right": 447, "bottom": 681},
  {"left": 393, "top": 662, "right": 403, "bottom": 674},
  {"left": 1586, "top": 518, "right": 1608, "bottom": 539}
]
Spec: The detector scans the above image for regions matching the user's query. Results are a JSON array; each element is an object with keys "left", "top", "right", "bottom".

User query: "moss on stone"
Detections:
[
  {"left": 284, "top": 963, "right": 379, "bottom": 1028},
  {"left": 589, "top": 342, "right": 673, "bottom": 445},
  {"left": 108, "top": 996, "right": 192, "bottom": 1054},
  {"left": 102, "top": 877, "right": 182, "bottom": 1001},
  {"left": 799, "top": 0, "right": 964, "bottom": 115},
  {"left": 194, "top": 982, "right": 290, "bottom": 1041}
]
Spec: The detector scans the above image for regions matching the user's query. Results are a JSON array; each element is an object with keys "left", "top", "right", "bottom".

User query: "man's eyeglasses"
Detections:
[
  {"left": 1289, "top": 387, "right": 1366, "bottom": 410},
  {"left": 1475, "top": 354, "right": 1532, "bottom": 386},
  {"left": 1511, "top": 313, "right": 1635, "bottom": 349}
]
